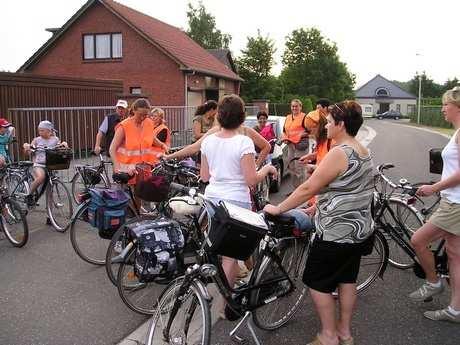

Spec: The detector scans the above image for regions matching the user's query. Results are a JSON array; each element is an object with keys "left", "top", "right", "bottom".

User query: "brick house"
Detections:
[{"left": 18, "top": 0, "right": 242, "bottom": 106}]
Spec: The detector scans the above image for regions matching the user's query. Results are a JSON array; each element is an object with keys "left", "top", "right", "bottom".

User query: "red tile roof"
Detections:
[{"left": 101, "top": 0, "right": 242, "bottom": 81}]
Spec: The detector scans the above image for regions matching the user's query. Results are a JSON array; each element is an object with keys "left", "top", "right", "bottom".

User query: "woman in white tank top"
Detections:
[{"left": 409, "top": 87, "right": 460, "bottom": 323}]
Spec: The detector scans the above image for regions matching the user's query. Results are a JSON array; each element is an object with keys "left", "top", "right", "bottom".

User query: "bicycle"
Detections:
[
  {"left": 373, "top": 164, "right": 449, "bottom": 286},
  {"left": 69, "top": 171, "right": 139, "bottom": 266},
  {"left": 145, "top": 182, "right": 315, "bottom": 345},
  {"left": 0, "top": 167, "right": 29, "bottom": 247},
  {"left": 374, "top": 164, "right": 425, "bottom": 269},
  {"left": 8, "top": 146, "right": 73, "bottom": 232},
  {"left": 105, "top": 158, "right": 202, "bottom": 287},
  {"left": 70, "top": 152, "right": 112, "bottom": 204},
  {"left": 114, "top": 184, "right": 207, "bottom": 315}
]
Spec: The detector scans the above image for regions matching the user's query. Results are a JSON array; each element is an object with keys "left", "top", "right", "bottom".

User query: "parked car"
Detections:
[
  {"left": 244, "top": 115, "right": 314, "bottom": 193},
  {"left": 376, "top": 110, "right": 402, "bottom": 120}
]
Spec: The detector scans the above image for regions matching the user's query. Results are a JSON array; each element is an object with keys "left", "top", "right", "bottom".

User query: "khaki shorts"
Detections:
[{"left": 429, "top": 198, "right": 460, "bottom": 235}]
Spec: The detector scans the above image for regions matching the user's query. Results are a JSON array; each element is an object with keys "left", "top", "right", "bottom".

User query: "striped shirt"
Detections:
[{"left": 314, "top": 144, "right": 374, "bottom": 243}]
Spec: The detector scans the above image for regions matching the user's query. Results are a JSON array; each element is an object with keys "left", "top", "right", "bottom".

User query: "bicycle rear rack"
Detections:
[{"left": 229, "top": 311, "right": 262, "bottom": 345}]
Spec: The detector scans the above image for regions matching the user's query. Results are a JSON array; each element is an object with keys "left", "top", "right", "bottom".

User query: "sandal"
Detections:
[
  {"left": 307, "top": 334, "right": 324, "bottom": 345},
  {"left": 339, "top": 337, "right": 354, "bottom": 345}
]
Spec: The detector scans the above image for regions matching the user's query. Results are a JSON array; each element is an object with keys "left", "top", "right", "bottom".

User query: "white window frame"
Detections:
[{"left": 83, "top": 33, "right": 123, "bottom": 60}]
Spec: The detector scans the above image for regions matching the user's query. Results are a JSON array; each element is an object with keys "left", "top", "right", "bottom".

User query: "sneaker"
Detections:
[
  {"left": 424, "top": 307, "right": 460, "bottom": 323},
  {"left": 408, "top": 281, "right": 444, "bottom": 302}
]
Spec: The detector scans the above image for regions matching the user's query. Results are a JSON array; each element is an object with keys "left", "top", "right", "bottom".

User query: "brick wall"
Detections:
[{"left": 27, "top": 2, "right": 184, "bottom": 105}]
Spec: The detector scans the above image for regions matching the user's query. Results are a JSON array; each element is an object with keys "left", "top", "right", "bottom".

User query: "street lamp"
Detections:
[{"left": 416, "top": 53, "right": 422, "bottom": 124}]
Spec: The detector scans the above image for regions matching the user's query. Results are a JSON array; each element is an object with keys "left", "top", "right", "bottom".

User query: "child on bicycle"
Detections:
[
  {"left": 23, "top": 120, "right": 67, "bottom": 206},
  {"left": 0, "top": 118, "right": 14, "bottom": 167}
]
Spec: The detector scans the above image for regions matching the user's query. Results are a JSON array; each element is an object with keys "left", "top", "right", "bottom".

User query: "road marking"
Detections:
[{"left": 373, "top": 120, "right": 451, "bottom": 139}]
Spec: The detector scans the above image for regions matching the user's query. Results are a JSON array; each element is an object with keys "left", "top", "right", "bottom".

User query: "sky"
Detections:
[{"left": 1, "top": 0, "right": 459, "bottom": 88}]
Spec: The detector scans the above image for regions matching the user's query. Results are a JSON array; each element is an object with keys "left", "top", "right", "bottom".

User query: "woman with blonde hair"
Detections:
[{"left": 409, "top": 86, "right": 460, "bottom": 323}]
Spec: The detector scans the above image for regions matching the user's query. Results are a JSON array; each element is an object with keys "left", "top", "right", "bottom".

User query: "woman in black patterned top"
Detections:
[{"left": 264, "top": 100, "right": 374, "bottom": 345}]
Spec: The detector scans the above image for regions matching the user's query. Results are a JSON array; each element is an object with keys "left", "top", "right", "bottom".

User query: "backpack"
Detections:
[
  {"left": 127, "top": 217, "right": 185, "bottom": 282},
  {"left": 87, "top": 188, "right": 130, "bottom": 239}
]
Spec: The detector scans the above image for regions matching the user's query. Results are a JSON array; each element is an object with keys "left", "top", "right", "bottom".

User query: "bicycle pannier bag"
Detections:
[
  {"left": 87, "top": 188, "right": 130, "bottom": 239},
  {"left": 46, "top": 148, "right": 73, "bottom": 170},
  {"left": 127, "top": 217, "right": 185, "bottom": 282},
  {"left": 429, "top": 148, "right": 443, "bottom": 174},
  {"left": 205, "top": 201, "right": 268, "bottom": 260}
]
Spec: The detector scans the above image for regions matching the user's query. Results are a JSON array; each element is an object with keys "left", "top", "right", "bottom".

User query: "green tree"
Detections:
[
  {"left": 186, "top": 2, "right": 231, "bottom": 49},
  {"left": 236, "top": 31, "right": 278, "bottom": 102},
  {"left": 408, "top": 73, "right": 442, "bottom": 98},
  {"left": 280, "top": 28, "right": 355, "bottom": 102},
  {"left": 441, "top": 78, "right": 459, "bottom": 93}
]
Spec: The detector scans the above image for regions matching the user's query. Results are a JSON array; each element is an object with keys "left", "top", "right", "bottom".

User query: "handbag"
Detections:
[
  {"left": 429, "top": 148, "right": 443, "bottom": 174},
  {"left": 295, "top": 137, "right": 309, "bottom": 151}
]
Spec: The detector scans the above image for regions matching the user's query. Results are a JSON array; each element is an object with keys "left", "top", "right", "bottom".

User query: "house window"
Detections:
[
  {"left": 396, "top": 104, "right": 401, "bottom": 112},
  {"left": 83, "top": 33, "right": 122, "bottom": 60},
  {"left": 375, "top": 87, "right": 390, "bottom": 97},
  {"left": 407, "top": 104, "right": 416, "bottom": 115},
  {"left": 130, "top": 87, "right": 142, "bottom": 95},
  {"left": 365, "top": 106, "right": 372, "bottom": 113}
]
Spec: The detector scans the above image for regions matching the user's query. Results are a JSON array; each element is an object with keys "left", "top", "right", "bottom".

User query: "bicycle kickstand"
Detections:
[{"left": 229, "top": 311, "right": 262, "bottom": 345}]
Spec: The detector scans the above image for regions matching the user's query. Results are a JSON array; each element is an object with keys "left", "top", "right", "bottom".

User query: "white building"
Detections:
[{"left": 355, "top": 74, "right": 417, "bottom": 116}]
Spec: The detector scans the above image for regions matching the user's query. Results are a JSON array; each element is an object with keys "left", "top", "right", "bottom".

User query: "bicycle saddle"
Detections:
[
  {"left": 112, "top": 172, "right": 131, "bottom": 184},
  {"left": 264, "top": 213, "right": 295, "bottom": 225}
]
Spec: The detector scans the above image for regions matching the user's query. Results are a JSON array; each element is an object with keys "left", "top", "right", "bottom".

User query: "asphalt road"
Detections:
[{"left": 1, "top": 119, "right": 459, "bottom": 345}]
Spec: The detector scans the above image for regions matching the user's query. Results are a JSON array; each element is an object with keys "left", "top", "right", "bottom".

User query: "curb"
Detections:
[{"left": 374, "top": 120, "right": 452, "bottom": 139}]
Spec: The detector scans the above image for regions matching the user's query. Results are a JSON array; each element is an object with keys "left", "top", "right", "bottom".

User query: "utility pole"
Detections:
[
  {"left": 416, "top": 53, "right": 422, "bottom": 124},
  {"left": 417, "top": 73, "right": 422, "bottom": 124}
]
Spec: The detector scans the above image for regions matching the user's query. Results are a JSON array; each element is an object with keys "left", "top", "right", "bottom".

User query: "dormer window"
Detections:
[
  {"left": 375, "top": 87, "right": 390, "bottom": 97},
  {"left": 83, "top": 33, "right": 122, "bottom": 60}
]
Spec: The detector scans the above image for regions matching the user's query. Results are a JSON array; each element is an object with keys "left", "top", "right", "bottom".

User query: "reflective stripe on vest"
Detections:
[
  {"left": 116, "top": 117, "right": 158, "bottom": 164},
  {"left": 282, "top": 113, "right": 307, "bottom": 144}
]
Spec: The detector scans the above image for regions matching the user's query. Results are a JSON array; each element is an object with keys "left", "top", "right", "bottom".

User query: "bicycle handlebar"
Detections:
[{"left": 376, "top": 163, "right": 417, "bottom": 196}]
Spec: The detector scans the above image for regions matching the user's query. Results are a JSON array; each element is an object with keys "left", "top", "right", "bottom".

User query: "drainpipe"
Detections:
[{"left": 182, "top": 68, "right": 194, "bottom": 107}]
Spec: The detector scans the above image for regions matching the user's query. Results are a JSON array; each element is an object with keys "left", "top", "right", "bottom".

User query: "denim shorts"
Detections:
[{"left": 284, "top": 209, "right": 315, "bottom": 232}]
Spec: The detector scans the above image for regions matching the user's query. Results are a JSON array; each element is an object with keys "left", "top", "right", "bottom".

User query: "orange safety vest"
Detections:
[
  {"left": 282, "top": 113, "right": 307, "bottom": 144},
  {"left": 151, "top": 123, "right": 171, "bottom": 163},
  {"left": 116, "top": 117, "right": 157, "bottom": 166}
]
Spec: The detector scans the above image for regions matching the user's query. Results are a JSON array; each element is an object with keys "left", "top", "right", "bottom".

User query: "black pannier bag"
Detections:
[
  {"left": 205, "top": 201, "right": 268, "bottom": 260},
  {"left": 45, "top": 148, "right": 73, "bottom": 170},
  {"left": 127, "top": 217, "right": 185, "bottom": 283},
  {"left": 429, "top": 148, "right": 443, "bottom": 174}
]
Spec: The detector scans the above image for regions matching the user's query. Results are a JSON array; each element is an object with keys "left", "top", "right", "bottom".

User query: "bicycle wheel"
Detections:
[
  {"left": 105, "top": 211, "right": 152, "bottom": 286},
  {"left": 251, "top": 236, "right": 309, "bottom": 330},
  {"left": 384, "top": 198, "right": 423, "bottom": 269},
  {"left": 116, "top": 245, "right": 165, "bottom": 315},
  {"left": 355, "top": 230, "right": 388, "bottom": 294},
  {"left": 71, "top": 169, "right": 109, "bottom": 204},
  {"left": 6, "top": 171, "right": 29, "bottom": 201},
  {"left": 146, "top": 277, "right": 211, "bottom": 345},
  {"left": 1, "top": 198, "right": 29, "bottom": 247},
  {"left": 69, "top": 203, "right": 110, "bottom": 265},
  {"left": 46, "top": 179, "right": 73, "bottom": 232}
]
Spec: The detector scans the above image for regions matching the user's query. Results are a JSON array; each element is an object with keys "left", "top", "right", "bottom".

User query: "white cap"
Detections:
[
  {"left": 116, "top": 100, "right": 128, "bottom": 109},
  {"left": 38, "top": 120, "right": 56, "bottom": 132}
]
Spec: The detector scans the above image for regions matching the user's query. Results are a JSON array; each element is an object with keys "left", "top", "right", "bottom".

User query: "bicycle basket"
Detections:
[
  {"left": 205, "top": 201, "right": 268, "bottom": 260},
  {"left": 46, "top": 148, "right": 73, "bottom": 170},
  {"left": 429, "top": 148, "right": 443, "bottom": 174},
  {"left": 135, "top": 174, "right": 170, "bottom": 202}
]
